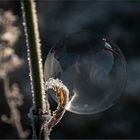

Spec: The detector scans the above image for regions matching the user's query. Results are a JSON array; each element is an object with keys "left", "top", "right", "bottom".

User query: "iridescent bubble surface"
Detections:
[{"left": 44, "top": 31, "right": 127, "bottom": 115}]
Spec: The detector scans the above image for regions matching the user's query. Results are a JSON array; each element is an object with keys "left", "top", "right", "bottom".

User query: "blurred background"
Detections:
[{"left": 0, "top": 0, "right": 140, "bottom": 139}]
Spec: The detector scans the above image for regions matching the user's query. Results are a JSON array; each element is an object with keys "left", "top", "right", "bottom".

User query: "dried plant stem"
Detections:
[
  {"left": 2, "top": 76, "right": 29, "bottom": 139},
  {"left": 21, "top": 0, "right": 50, "bottom": 139}
]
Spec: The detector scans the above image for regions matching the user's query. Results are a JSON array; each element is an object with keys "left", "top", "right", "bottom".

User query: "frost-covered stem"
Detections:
[{"left": 21, "top": 0, "right": 50, "bottom": 139}]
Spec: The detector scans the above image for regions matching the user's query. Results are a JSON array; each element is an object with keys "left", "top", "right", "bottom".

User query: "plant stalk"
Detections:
[{"left": 21, "top": 0, "right": 50, "bottom": 139}]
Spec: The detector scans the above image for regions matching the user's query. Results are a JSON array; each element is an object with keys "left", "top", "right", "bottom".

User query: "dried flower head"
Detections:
[
  {"left": 0, "top": 47, "right": 23, "bottom": 78},
  {"left": 0, "top": 10, "right": 23, "bottom": 79},
  {"left": 0, "top": 10, "right": 21, "bottom": 48}
]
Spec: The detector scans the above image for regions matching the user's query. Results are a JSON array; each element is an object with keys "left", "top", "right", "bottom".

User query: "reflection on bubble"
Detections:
[{"left": 44, "top": 31, "right": 127, "bottom": 115}]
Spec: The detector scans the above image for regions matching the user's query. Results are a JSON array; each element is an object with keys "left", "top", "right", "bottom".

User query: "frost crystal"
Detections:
[
  {"left": 45, "top": 78, "right": 69, "bottom": 104},
  {"left": 45, "top": 78, "right": 69, "bottom": 93}
]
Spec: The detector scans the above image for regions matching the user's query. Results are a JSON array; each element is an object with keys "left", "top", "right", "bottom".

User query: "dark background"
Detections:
[{"left": 0, "top": 0, "right": 140, "bottom": 139}]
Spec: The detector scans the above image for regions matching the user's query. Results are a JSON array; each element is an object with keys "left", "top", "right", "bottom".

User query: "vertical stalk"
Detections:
[{"left": 21, "top": 0, "right": 50, "bottom": 139}]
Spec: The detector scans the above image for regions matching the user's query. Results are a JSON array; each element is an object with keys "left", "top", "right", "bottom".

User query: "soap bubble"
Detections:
[{"left": 44, "top": 31, "right": 127, "bottom": 115}]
